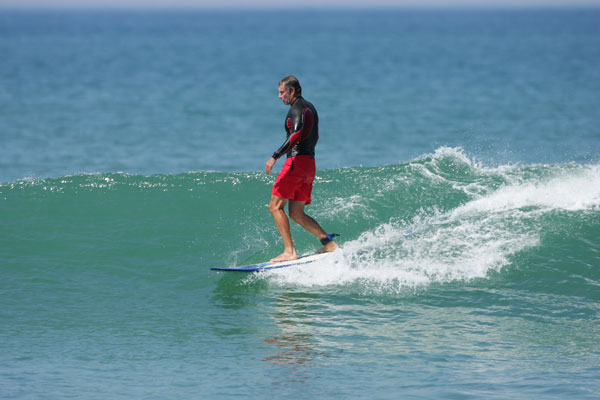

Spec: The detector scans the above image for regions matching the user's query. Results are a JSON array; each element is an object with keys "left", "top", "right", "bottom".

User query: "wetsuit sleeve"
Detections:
[{"left": 271, "top": 107, "right": 314, "bottom": 160}]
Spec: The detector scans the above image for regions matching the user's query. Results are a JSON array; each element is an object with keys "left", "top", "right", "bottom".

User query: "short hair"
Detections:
[{"left": 279, "top": 75, "right": 302, "bottom": 96}]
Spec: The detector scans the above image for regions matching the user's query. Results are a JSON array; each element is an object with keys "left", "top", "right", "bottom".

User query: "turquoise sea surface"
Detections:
[{"left": 1, "top": 8, "right": 599, "bottom": 399}]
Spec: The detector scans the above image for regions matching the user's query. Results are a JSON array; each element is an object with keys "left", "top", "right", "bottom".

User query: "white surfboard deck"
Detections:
[{"left": 211, "top": 252, "right": 331, "bottom": 272}]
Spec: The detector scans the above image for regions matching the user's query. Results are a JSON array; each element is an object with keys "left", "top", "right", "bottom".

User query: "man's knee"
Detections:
[
  {"left": 268, "top": 202, "right": 280, "bottom": 216},
  {"left": 288, "top": 201, "right": 307, "bottom": 223},
  {"left": 269, "top": 196, "right": 286, "bottom": 215},
  {"left": 289, "top": 208, "right": 305, "bottom": 223}
]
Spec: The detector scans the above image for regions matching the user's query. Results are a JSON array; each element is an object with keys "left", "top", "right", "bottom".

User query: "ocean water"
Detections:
[{"left": 1, "top": 8, "right": 600, "bottom": 399}]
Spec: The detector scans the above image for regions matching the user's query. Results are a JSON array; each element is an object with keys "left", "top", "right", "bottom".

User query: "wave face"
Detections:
[
  {"left": 3, "top": 147, "right": 599, "bottom": 294},
  {"left": 3, "top": 147, "right": 600, "bottom": 399}
]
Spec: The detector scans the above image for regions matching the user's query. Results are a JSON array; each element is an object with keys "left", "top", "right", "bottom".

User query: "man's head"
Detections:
[{"left": 278, "top": 75, "right": 302, "bottom": 105}]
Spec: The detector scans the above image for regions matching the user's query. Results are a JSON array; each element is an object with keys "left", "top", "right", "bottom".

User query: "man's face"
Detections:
[{"left": 278, "top": 83, "right": 295, "bottom": 105}]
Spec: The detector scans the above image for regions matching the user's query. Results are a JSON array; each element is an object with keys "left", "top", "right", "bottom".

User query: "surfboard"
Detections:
[{"left": 211, "top": 252, "right": 331, "bottom": 272}]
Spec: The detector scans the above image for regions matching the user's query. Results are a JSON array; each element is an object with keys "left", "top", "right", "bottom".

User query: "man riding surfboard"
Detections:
[{"left": 265, "top": 75, "right": 339, "bottom": 262}]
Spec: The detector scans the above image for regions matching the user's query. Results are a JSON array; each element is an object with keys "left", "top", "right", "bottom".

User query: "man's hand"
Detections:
[{"left": 265, "top": 157, "right": 276, "bottom": 175}]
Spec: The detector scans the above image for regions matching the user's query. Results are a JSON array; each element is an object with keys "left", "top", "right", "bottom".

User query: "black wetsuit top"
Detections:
[{"left": 272, "top": 97, "right": 319, "bottom": 160}]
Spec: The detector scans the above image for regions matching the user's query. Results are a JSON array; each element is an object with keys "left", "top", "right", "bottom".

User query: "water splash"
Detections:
[{"left": 251, "top": 151, "right": 600, "bottom": 294}]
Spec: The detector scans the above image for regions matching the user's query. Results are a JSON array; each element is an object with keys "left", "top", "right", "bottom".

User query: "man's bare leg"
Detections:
[
  {"left": 288, "top": 200, "right": 340, "bottom": 253},
  {"left": 268, "top": 195, "right": 298, "bottom": 262}
]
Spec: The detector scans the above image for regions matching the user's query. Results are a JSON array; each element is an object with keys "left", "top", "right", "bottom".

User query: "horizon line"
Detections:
[{"left": 1, "top": 3, "right": 600, "bottom": 11}]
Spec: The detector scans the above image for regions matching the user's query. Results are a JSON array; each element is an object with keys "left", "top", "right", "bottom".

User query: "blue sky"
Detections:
[{"left": 2, "top": 0, "right": 600, "bottom": 8}]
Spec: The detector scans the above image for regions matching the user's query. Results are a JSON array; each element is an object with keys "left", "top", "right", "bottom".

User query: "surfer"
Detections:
[{"left": 265, "top": 75, "right": 340, "bottom": 262}]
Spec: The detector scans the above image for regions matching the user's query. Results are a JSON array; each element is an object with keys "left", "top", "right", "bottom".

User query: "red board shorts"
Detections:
[{"left": 272, "top": 155, "right": 316, "bottom": 205}]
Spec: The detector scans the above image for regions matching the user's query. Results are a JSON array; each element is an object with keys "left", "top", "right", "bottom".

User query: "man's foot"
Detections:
[
  {"left": 270, "top": 251, "right": 298, "bottom": 262},
  {"left": 316, "top": 240, "right": 340, "bottom": 254}
]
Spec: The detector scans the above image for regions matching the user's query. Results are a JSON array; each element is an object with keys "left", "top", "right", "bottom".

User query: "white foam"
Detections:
[
  {"left": 454, "top": 165, "right": 600, "bottom": 214},
  {"left": 253, "top": 160, "right": 600, "bottom": 294},
  {"left": 259, "top": 214, "right": 538, "bottom": 294},
  {"left": 416, "top": 146, "right": 475, "bottom": 166}
]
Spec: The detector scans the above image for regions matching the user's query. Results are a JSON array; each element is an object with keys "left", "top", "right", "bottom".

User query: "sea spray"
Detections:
[{"left": 246, "top": 149, "right": 600, "bottom": 293}]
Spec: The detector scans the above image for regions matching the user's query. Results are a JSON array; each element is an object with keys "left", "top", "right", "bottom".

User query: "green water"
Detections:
[{"left": 2, "top": 149, "right": 599, "bottom": 398}]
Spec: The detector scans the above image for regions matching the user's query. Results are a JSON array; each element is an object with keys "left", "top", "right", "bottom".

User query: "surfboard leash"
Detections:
[{"left": 320, "top": 233, "right": 340, "bottom": 246}]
